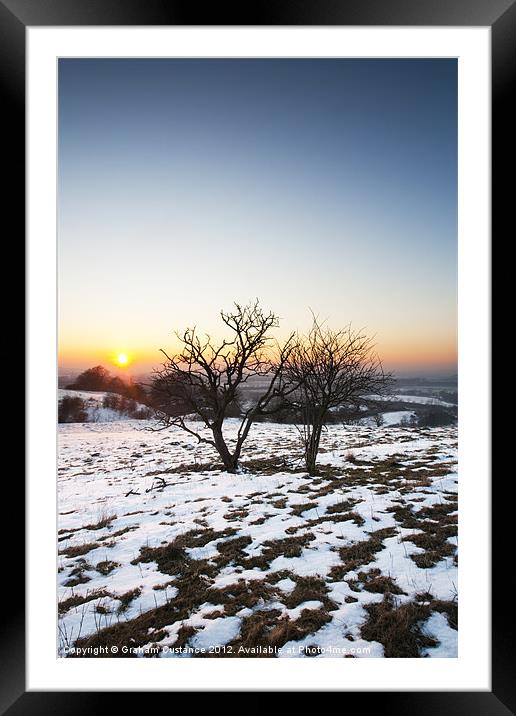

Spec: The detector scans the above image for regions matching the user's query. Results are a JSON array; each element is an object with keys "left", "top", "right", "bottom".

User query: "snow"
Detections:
[
  {"left": 359, "top": 411, "right": 416, "bottom": 427},
  {"left": 421, "top": 612, "right": 458, "bottom": 658},
  {"left": 58, "top": 389, "right": 150, "bottom": 423},
  {"left": 381, "top": 410, "right": 415, "bottom": 425},
  {"left": 58, "top": 389, "right": 109, "bottom": 403},
  {"left": 364, "top": 394, "right": 455, "bottom": 407},
  {"left": 275, "top": 577, "right": 297, "bottom": 593},
  {"left": 191, "top": 616, "right": 242, "bottom": 650},
  {"left": 58, "top": 419, "right": 458, "bottom": 658}
]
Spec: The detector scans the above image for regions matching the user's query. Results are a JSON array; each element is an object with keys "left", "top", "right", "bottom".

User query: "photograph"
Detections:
[{"left": 57, "top": 57, "right": 458, "bottom": 659}]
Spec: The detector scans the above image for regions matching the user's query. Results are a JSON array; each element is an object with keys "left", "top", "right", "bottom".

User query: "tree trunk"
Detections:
[
  {"left": 212, "top": 424, "right": 239, "bottom": 473},
  {"left": 306, "top": 451, "right": 317, "bottom": 476},
  {"left": 305, "top": 419, "right": 323, "bottom": 476}
]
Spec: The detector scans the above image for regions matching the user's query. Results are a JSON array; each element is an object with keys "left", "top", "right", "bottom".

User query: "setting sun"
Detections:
[{"left": 116, "top": 353, "right": 129, "bottom": 366}]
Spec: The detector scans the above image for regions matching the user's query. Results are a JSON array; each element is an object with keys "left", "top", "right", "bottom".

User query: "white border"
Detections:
[{"left": 27, "top": 27, "right": 490, "bottom": 691}]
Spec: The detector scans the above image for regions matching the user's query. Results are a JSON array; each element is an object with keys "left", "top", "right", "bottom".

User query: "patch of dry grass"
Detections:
[
  {"left": 59, "top": 542, "right": 102, "bottom": 558},
  {"left": 243, "top": 533, "right": 316, "bottom": 570},
  {"left": 357, "top": 568, "right": 405, "bottom": 595},
  {"left": 329, "top": 527, "right": 398, "bottom": 580},
  {"left": 282, "top": 575, "right": 338, "bottom": 611},
  {"left": 391, "top": 500, "right": 457, "bottom": 568},
  {"left": 290, "top": 502, "right": 318, "bottom": 517},
  {"left": 58, "top": 589, "right": 111, "bottom": 615},
  {"left": 95, "top": 560, "right": 119, "bottom": 576},
  {"left": 83, "top": 513, "right": 117, "bottom": 531},
  {"left": 360, "top": 595, "right": 438, "bottom": 657}
]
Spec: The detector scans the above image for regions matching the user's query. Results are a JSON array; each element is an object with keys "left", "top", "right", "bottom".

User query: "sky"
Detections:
[{"left": 58, "top": 58, "right": 457, "bottom": 376}]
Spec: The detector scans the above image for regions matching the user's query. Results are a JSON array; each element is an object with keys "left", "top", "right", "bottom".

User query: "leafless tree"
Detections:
[
  {"left": 285, "top": 316, "right": 393, "bottom": 475},
  {"left": 151, "top": 300, "right": 297, "bottom": 473},
  {"left": 373, "top": 412, "right": 385, "bottom": 428}
]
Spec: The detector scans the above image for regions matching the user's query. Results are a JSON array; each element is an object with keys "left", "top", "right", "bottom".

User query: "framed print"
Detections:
[{"left": 3, "top": 0, "right": 509, "bottom": 709}]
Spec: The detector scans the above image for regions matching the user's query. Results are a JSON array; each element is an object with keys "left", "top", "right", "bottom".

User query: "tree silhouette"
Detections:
[
  {"left": 285, "top": 316, "right": 392, "bottom": 475},
  {"left": 67, "top": 365, "right": 110, "bottom": 391},
  {"left": 151, "top": 300, "right": 297, "bottom": 473}
]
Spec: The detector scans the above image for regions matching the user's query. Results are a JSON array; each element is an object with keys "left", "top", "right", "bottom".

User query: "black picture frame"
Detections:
[{"left": 4, "top": 0, "right": 507, "bottom": 710}]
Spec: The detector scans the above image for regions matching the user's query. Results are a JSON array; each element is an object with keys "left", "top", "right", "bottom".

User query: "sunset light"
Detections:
[
  {"left": 56, "top": 57, "right": 460, "bottom": 665},
  {"left": 58, "top": 59, "right": 458, "bottom": 377}
]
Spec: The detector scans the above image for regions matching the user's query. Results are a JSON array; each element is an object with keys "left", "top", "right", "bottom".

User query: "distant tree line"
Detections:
[
  {"left": 58, "top": 392, "right": 152, "bottom": 423},
  {"left": 59, "top": 365, "right": 153, "bottom": 423},
  {"left": 58, "top": 396, "right": 88, "bottom": 423},
  {"left": 67, "top": 365, "right": 148, "bottom": 404},
  {"left": 101, "top": 393, "right": 153, "bottom": 419},
  {"left": 413, "top": 405, "right": 456, "bottom": 427}
]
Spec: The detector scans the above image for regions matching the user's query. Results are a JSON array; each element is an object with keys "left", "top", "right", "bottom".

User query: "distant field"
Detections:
[
  {"left": 58, "top": 389, "right": 109, "bottom": 402},
  {"left": 58, "top": 389, "right": 150, "bottom": 422},
  {"left": 364, "top": 394, "right": 456, "bottom": 407}
]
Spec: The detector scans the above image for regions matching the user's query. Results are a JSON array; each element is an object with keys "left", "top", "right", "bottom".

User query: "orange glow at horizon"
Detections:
[
  {"left": 57, "top": 59, "right": 458, "bottom": 382},
  {"left": 58, "top": 332, "right": 457, "bottom": 376},
  {"left": 377, "top": 338, "right": 457, "bottom": 370}
]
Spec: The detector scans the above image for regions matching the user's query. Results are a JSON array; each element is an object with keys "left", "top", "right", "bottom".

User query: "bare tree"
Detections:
[
  {"left": 151, "top": 300, "right": 296, "bottom": 473},
  {"left": 373, "top": 412, "right": 385, "bottom": 428},
  {"left": 285, "top": 316, "right": 393, "bottom": 475}
]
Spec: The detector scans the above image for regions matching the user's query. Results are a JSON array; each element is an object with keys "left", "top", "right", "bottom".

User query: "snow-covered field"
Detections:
[
  {"left": 364, "top": 393, "right": 456, "bottom": 407},
  {"left": 58, "top": 419, "right": 458, "bottom": 658},
  {"left": 58, "top": 389, "right": 149, "bottom": 422},
  {"left": 359, "top": 411, "right": 416, "bottom": 427}
]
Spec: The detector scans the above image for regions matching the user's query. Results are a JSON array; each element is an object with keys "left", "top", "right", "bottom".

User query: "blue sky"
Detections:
[{"left": 58, "top": 58, "right": 457, "bottom": 374}]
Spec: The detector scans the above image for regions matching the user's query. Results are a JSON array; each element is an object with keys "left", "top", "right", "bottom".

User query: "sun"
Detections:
[{"left": 116, "top": 353, "right": 129, "bottom": 367}]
